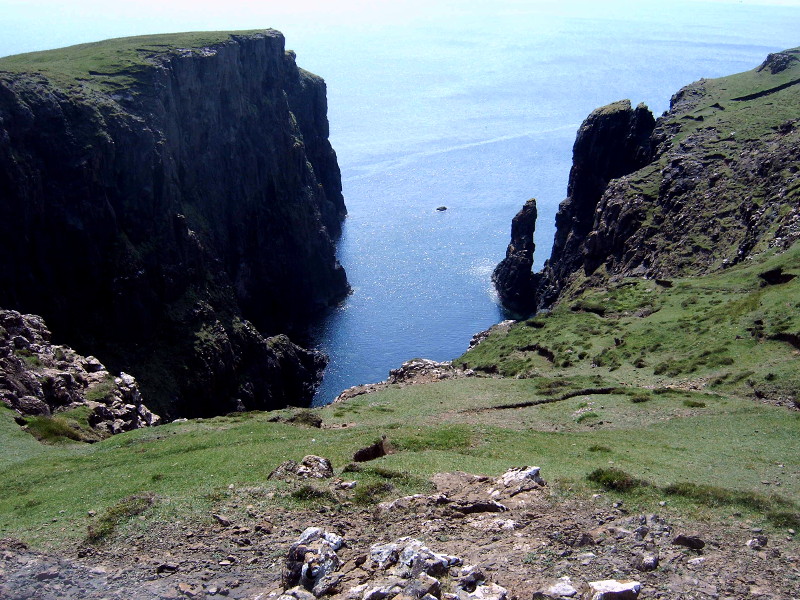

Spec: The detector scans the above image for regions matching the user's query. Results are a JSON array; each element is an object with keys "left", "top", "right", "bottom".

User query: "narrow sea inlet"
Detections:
[{"left": 305, "top": 1, "right": 800, "bottom": 404}]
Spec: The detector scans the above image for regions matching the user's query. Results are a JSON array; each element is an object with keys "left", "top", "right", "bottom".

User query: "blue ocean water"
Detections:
[
  {"left": 1, "top": 1, "right": 798, "bottom": 404},
  {"left": 307, "top": 2, "right": 800, "bottom": 403}
]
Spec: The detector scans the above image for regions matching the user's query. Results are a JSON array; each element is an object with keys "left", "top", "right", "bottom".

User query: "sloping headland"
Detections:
[{"left": 0, "top": 40, "right": 799, "bottom": 600}]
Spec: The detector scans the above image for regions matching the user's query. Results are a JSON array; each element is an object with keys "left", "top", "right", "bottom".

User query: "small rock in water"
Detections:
[{"left": 436, "top": 206, "right": 448, "bottom": 211}]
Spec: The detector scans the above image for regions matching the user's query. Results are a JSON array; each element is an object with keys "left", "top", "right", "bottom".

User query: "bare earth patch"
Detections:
[{"left": 2, "top": 467, "right": 797, "bottom": 599}]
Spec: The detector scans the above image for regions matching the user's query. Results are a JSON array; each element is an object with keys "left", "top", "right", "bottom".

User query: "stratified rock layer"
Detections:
[{"left": 0, "top": 31, "right": 348, "bottom": 416}]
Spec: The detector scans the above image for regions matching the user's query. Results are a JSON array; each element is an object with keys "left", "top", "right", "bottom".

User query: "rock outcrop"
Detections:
[
  {"left": 0, "top": 31, "right": 348, "bottom": 417},
  {"left": 332, "top": 358, "right": 475, "bottom": 404},
  {"left": 0, "top": 309, "right": 160, "bottom": 435},
  {"left": 492, "top": 198, "right": 538, "bottom": 315},
  {"left": 495, "top": 48, "right": 800, "bottom": 313}
]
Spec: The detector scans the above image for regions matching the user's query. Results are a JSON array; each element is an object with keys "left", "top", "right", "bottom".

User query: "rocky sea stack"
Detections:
[
  {"left": 495, "top": 48, "right": 800, "bottom": 313},
  {"left": 0, "top": 30, "right": 348, "bottom": 417}
]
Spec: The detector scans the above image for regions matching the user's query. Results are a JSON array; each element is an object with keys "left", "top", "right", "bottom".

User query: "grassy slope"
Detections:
[
  {"left": 2, "top": 239, "right": 798, "bottom": 548},
  {"left": 1, "top": 46, "right": 799, "bottom": 551},
  {"left": 586, "top": 48, "right": 800, "bottom": 279},
  {"left": 0, "top": 30, "right": 272, "bottom": 92}
]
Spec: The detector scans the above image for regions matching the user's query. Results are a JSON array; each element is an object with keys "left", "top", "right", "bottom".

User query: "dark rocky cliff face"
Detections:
[
  {"left": 533, "top": 100, "right": 655, "bottom": 308},
  {"left": 495, "top": 48, "right": 800, "bottom": 313},
  {"left": 492, "top": 198, "right": 537, "bottom": 315},
  {"left": 0, "top": 31, "right": 349, "bottom": 417}
]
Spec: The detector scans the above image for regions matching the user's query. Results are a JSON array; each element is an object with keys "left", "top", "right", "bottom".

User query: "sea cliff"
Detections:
[
  {"left": 0, "top": 30, "right": 348, "bottom": 417},
  {"left": 495, "top": 48, "right": 800, "bottom": 312}
]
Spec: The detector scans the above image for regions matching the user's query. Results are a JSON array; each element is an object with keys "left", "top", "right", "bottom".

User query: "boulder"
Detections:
[
  {"left": 532, "top": 576, "right": 579, "bottom": 599},
  {"left": 269, "top": 456, "right": 334, "bottom": 480},
  {"left": 584, "top": 580, "right": 641, "bottom": 600},
  {"left": 672, "top": 534, "right": 705, "bottom": 550},
  {"left": 283, "top": 527, "right": 343, "bottom": 596}
]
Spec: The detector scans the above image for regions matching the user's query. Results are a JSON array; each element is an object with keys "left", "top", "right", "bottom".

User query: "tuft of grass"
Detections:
[
  {"left": 630, "top": 393, "right": 651, "bottom": 403},
  {"left": 683, "top": 400, "right": 706, "bottom": 408},
  {"left": 353, "top": 481, "right": 394, "bottom": 506},
  {"left": 287, "top": 409, "right": 323, "bottom": 428},
  {"left": 289, "top": 484, "right": 336, "bottom": 505},
  {"left": 587, "top": 467, "right": 645, "bottom": 492},
  {"left": 87, "top": 493, "right": 154, "bottom": 543},
  {"left": 85, "top": 376, "right": 117, "bottom": 403},
  {"left": 23, "top": 410, "right": 103, "bottom": 444},
  {"left": 576, "top": 412, "right": 600, "bottom": 424},
  {"left": 588, "top": 445, "right": 611, "bottom": 453},
  {"left": 368, "top": 467, "right": 413, "bottom": 481}
]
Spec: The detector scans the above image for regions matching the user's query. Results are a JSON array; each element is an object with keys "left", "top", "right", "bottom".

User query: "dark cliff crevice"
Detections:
[{"left": 0, "top": 31, "right": 348, "bottom": 417}]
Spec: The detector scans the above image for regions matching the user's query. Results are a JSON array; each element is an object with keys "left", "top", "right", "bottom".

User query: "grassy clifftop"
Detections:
[{"left": 0, "top": 30, "right": 275, "bottom": 92}]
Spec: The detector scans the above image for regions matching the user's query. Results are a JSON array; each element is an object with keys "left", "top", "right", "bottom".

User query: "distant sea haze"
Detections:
[{"left": 1, "top": 0, "right": 798, "bottom": 404}]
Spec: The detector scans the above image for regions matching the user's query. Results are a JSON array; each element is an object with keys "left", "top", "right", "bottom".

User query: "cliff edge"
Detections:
[
  {"left": 0, "top": 30, "right": 349, "bottom": 417},
  {"left": 495, "top": 48, "right": 800, "bottom": 312}
]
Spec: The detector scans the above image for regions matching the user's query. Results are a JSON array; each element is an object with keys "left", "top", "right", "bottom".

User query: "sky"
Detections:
[{"left": 2, "top": 0, "right": 799, "bottom": 58}]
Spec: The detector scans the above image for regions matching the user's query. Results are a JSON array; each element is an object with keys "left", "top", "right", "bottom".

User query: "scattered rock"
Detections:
[
  {"left": 353, "top": 436, "right": 394, "bottom": 462},
  {"left": 585, "top": 579, "right": 641, "bottom": 600},
  {"left": 631, "top": 551, "right": 659, "bottom": 572},
  {"left": 672, "top": 534, "right": 705, "bottom": 550},
  {"left": 212, "top": 514, "right": 232, "bottom": 527},
  {"left": 746, "top": 535, "right": 768, "bottom": 550},
  {"left": 269, "top": 456, "right": 334, "bottom": 480},
  {"left": 178, "top": 581, "right": 203, "bottom": 597},
  {"left": 457, "top": 581, "right": 507, "bottom": 600},
  {"left": 157, "top": 562, "right": 180, "bottom": 574},
  {"left": 532, "top": 576, "right": 579, "bottom": 599}
]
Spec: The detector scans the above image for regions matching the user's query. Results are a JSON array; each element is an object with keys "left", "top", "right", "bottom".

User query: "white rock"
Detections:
[
  {"left": 324, "top": 531, "right": 345, "bottom": 550},
  {"left": 547, "top": 576, "right": 578, "bottom": 597},
  {"left": 457, "top": 582, "right": 508, "bottom": 600},
  {"left": 298, "top": 527, "right": 323, "bottom": 544},
  {"left": 586, "top": 579, "right": 641, "bottom": 600},
  {"left": 497, "top": 466, "right": 545, "bottom": 487}
]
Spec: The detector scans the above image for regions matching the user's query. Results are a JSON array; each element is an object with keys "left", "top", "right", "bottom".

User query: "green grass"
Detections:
[
  {"left": 85, "top": 376, "right": 117, "bottom": 403},
  {"left": 460, "top": 242, "right": 800, "bottom": 404},
  {"left": 87, "top": 493, "right": 155, "bottom": 542},
  {"left": 1, "top": 229, "right": 799, "bottom": 554},
  {"left": 0, "top": 30, "right": 273, "bottom": 94},
  {"left": 21, "top": 406, "right": 104, "bottom": 445}
]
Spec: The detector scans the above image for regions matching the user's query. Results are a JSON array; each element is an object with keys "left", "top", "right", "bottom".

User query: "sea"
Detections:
[{"left": 1, "top": 0, "right": 798, "bottom": 405}]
